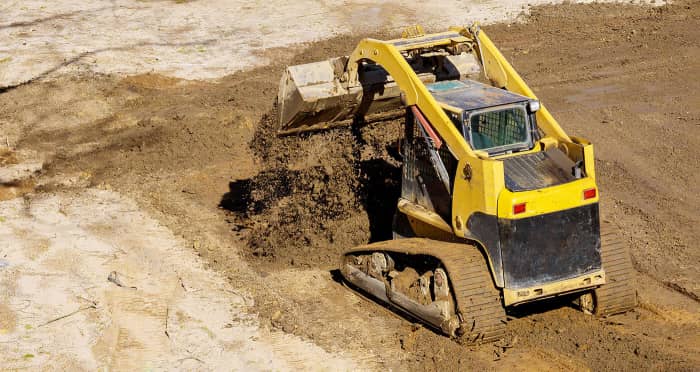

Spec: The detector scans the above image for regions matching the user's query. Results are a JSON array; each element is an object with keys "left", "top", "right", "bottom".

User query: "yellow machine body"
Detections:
[{"left": 278, "top": 26, "right": 636, "bottom": 333}]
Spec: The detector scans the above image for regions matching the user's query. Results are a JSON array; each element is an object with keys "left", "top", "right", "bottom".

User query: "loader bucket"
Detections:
[
  {"left": 277, "top": 57, "right": 422, "bottom": 135},
  {"left": 277, "top": 52, "right": 482, "bottom": 135},
  {"left": 277, "top": 57, "right": 359, "bottom": 135}
]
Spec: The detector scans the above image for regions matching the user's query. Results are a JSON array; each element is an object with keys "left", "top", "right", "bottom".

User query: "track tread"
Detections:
[
  {"left": 594, "top": 222, "right": 637, "bottom": 316},
  {"left": 343, "top": 238, "right": 506, "bottom": 344},
  {"left": 418, "top": 243, "right": 506, "bottom": 344}
]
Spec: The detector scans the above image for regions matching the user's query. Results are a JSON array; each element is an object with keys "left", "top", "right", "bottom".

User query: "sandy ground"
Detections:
[
  {"left": 1, "top": 0, "right": 699, "bottom": 370},
  {"left": 0, "top": 0, "right": 659, "bottom": 87},
  {"left": 0, "top": 189, "right": 360, "bottom": 370}
]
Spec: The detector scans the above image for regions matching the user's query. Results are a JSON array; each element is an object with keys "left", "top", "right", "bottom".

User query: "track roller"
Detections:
[{"left": 340, "top": 238, "right": 506, "bottom": 344}]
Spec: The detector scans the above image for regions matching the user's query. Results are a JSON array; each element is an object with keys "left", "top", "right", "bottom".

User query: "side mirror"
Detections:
[{"left": 527, "top": 100, "right": 540, "bottom": 113}]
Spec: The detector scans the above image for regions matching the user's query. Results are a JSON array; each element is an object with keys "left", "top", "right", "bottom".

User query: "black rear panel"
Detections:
[{"left": 499, "top": 203, "right": 601, "bottom": 288}]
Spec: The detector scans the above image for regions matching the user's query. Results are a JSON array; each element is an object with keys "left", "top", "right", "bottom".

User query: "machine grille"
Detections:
[{"left": 503, "top": 149, "right": 577, "bottom": 192}]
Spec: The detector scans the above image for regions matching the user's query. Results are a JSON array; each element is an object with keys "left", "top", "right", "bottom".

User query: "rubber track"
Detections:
[
  {"left": 594, "top": 221, "right": 637, "bottom": 316},
  {"left": 344, "top": 238, "right": 506, "bottom": 344}
]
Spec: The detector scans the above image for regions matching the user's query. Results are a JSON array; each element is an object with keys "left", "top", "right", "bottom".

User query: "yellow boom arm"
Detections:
[
  {"left": 345, "top": 34, "right": 509, "bottom": 230},
  {"left": 339, "top": 26, "right": 593, "bottom": 242},
  {"left": 471, "top": 27, "right": 572, "bottom": 142},
  {"left": 346, "top": 38, "right": 476, "bottom": 161},
  {"left": 279, "top": 26, "right": 601, "bottom": 291}
]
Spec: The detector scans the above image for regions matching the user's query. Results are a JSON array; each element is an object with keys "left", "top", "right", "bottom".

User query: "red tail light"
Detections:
[
  {"left": 583, "top": 188, "right": 597, "bottom": 200},
  {"left": 513, "top": 203, "right": 526, "bottom": 215}
]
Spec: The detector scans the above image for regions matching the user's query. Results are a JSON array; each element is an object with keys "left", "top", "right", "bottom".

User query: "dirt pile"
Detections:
[{"left": 222, "top": 109, "right": 404, "bottom": 268}]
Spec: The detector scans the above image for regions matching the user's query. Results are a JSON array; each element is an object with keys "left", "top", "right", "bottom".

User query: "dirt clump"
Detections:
[
  {"left": 217, "top": 31, "right": 408, "bottom": 270},
  {"left": 222, "top": 109, "right": 403, "bottom": 269},
  {"left": 0, "top": 149, "right": 18, "bottom": 166}
]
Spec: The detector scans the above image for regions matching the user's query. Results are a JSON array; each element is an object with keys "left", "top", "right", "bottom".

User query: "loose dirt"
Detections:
[
  {"left": 221, "top": 109, "right": 404, "bottom": 269},
  {"left": 1, "top": 0, "right": 698, "bottom": 370}
]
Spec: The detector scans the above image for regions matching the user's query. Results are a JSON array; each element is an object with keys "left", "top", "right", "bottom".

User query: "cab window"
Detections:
[{"left": 467, "top": 106, "right": 531, "bottom": 152}]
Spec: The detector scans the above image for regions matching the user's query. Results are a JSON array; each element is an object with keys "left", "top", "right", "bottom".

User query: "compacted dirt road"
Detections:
[{"left": 1, "top": 0, "right": 698, "bottom": 370}]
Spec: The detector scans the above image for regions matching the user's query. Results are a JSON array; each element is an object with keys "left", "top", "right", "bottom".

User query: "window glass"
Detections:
[{"left": 468, "top": 107, "right": 529, "bottom": 151}]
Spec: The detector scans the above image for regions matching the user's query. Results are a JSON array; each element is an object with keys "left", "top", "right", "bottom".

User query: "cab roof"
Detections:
[{"left": 426, "top": 79, "right": 531, "bottom": 112}]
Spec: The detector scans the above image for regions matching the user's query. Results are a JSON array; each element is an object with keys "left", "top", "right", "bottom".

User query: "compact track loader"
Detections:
[{"left": 277, "top": 25, "right": 636, "bottom": 343}]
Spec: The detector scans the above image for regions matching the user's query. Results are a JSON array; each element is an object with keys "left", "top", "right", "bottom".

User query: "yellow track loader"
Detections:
[{"left": 277, "top": 25, "right": 636, "bottom": 343}]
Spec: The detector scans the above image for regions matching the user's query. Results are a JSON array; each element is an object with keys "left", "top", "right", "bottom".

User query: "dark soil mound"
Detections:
[{"left": 221, "top": 108, "right": 404, "bottom": 269}]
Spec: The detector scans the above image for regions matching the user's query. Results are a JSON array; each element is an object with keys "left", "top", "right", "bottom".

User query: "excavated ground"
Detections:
[{"left": 1, "top": 1, "right": 699, "bottom": 370}]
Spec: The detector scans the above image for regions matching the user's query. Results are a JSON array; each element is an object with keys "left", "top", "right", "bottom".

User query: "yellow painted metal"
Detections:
[
  {"left": 503, "top": 269, "right": 606, "bottom": 306},
  {"left": 537, "top": 136, "right": 559, "bottom": 151},
  {"left": 390, "top": 31, "right": 470, "bottom": 51},
  {"left": 400, "top": 25, "right": 425, "bottom": 38},
  {"left": 398, "top": 198, "right": 504, "bottom": 280},
  {"left": 343, "top": 35, "right": 513, "bottom": 234},
  {"left": 398, "top": 198, "right": 452, "bottom": 234},
  {"left": 451, "top": 157, "right": 504, "bottom": 236},
  {"left": 405, "top": 218, "right": 456, "bottom": 242},
  {"left": 337, "top": 27, "right": 601, "bottom": 299},
  {"left": 346, "top": 38, "right": 474, "bottom": 162},
  {"left": 341, "top": 28, "right": 599, "bottom": 229},
  {"left": 438, "top": 103, "right": 464, "bottom": 115},
  {"left": 497, "top": 178, "right": 598, "bottom": 220},
  {"left": 471, "top": 28, "right": 573, "bottom": 143},
  {"left": 572, "top": 136, "right": 597, "bottom": 181}
]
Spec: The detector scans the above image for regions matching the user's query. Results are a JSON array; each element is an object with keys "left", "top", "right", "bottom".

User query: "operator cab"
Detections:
[{"left": 427, "top": 80, "right": 540, "bottom": 156}]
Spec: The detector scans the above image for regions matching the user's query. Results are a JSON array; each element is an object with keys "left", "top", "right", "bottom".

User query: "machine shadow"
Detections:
[
  {"left": 355, "top": 157, "right": 402, "bottom": 242},
  {"left": 505, "top": 292, "right": 583, "bottom": 318},
  {"left": 350, "top": 120, "right": 403, "bottom": 243}
]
